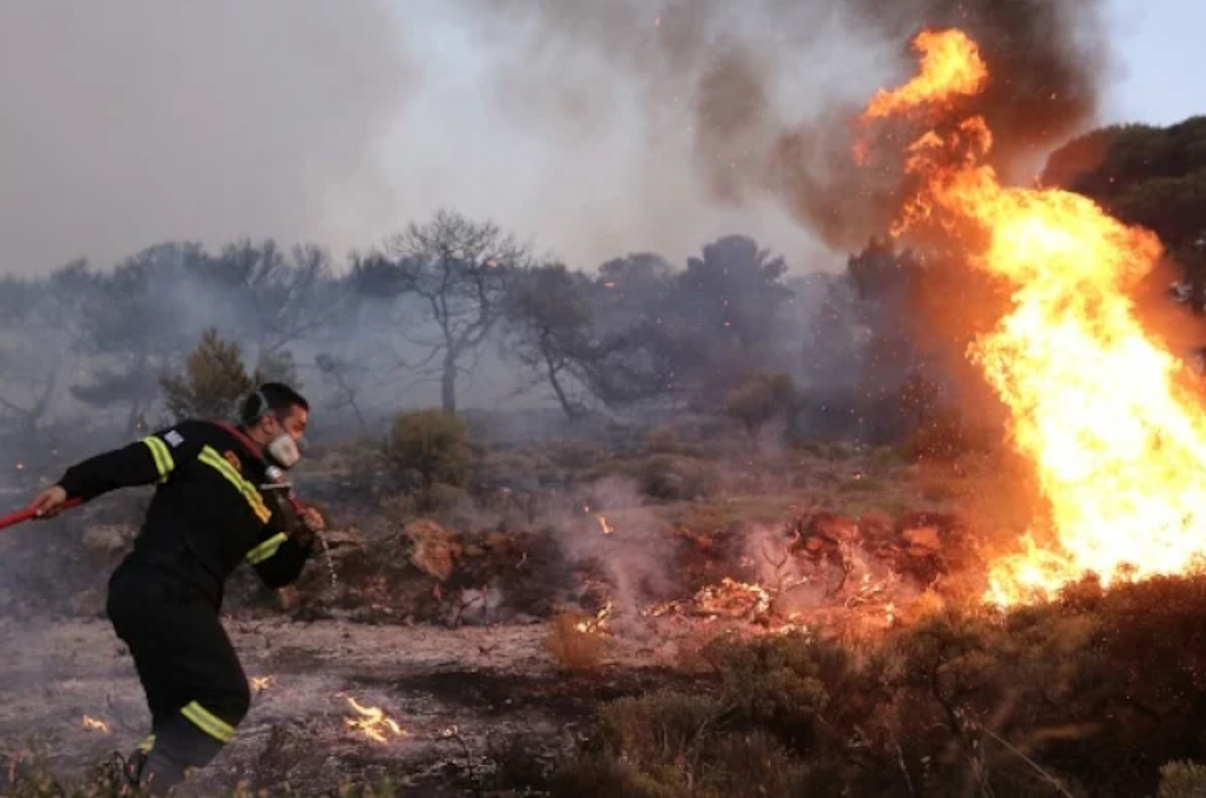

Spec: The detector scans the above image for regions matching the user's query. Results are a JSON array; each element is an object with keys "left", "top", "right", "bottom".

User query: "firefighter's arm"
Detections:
[
  {"left": 54, "top": 420, "right": 207, "bottom": 502},
  {"left": 248, "top": 502, "right": 324, "bottom": 589}
]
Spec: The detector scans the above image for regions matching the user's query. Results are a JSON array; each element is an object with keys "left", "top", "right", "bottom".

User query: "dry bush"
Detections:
[
  {"left": 550, "top": 689, "right": 806, "bottom": 798},
  {"left": 1158, "top": 760, "right": 1206, "bottom": 798},
  {"left": 544, "top": 612, "right": 607, "bottom": 671},
  {"left": 385, "top": 408, "right": 473, "bottom": 488},
  {"left": 556, "top": 575, "right": 1206, "bottom": 797},
  {"left": 638, "top": 454, "right": 720, "bottom": 500}
]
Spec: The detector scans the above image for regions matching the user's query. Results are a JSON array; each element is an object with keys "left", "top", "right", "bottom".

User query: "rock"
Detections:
[
  {"left": 70, "top": 588, "right": 106, "bottom": 617},
  {"left": 404, "top": 519, "right": 460, "bottom": 582},
  {"left": 82, "top": 524, "right": 135, "bottom": 554}
]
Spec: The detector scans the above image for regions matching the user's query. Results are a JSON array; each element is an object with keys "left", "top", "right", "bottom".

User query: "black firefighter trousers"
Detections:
[{"left": 106, "top": 562, "right": 251, "bottom": 795}]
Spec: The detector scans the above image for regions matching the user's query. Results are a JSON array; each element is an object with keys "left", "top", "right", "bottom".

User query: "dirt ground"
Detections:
[{"left": 0, "top": 614, "right": 682, "bottom": 796}]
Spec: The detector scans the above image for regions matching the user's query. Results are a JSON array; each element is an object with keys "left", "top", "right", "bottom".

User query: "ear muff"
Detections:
[{"left": 248, "top": 390, "right": 270, "bottom": 424}]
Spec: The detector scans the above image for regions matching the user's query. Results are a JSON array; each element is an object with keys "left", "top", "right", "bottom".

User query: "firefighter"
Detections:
[{"left": 29, "top": 382, "right": 325, "bottom": 795}]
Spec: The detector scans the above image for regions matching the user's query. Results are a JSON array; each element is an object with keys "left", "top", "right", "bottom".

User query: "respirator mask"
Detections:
[
  {"left": 266, "top": 433, "right": 301, "bottom": 470},
  {"left": 252, "top": 390, "right": 303, "bottom": 470}
]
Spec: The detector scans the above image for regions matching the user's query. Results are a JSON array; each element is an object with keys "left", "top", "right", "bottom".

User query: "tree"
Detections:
[
  {"left": 723, "top": 372, "right": 798, "bottom": 451},
  {"left": 159, "top": 328, "right": 258, "bottom": 422},
  {"left": 502, "top": 263, "right": 596, "bottom": 420},
  {"left": 574, "top": 237, "right": 796, "bottom": 413},
  {"left": 207, "top": 239, "right": 351, "bottom": 355},
  {"left": 158, "top": 328, "right": 295, "bottom": 422},
  {"left": 71, "top": 243, "right": 208, "bottom": 433},
  {"left": 368, "top": 209, "right": 532, "bottom": 413},
  {"left": 315, "top": 352, "right": 369, "bottom": 432},
  {"left": 1043, "top": 116, "right": 1206, "bottom": 310},
  {"left": 0, "top": 262, "right": 96, "bottom": 433}
]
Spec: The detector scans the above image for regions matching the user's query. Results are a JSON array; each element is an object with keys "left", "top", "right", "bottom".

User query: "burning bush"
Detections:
[{"left": 544, "top": 611, "right": 607, "bottom": 671}]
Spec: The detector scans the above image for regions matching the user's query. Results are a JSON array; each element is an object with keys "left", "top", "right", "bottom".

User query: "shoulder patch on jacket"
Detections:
[
  {"left": 164, "top": 430, "right": 185, "bottom": 448},
  {"left": 222, "top": 450, "right": 241, "bottom": 473}
]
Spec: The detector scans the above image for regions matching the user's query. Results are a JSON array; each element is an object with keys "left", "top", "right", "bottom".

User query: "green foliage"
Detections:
[
  {"left": 386, "top": 408, "right": 473, "bottom": 488},
  {"left": 159, "top": 328, "right": 302, "bottom": 422},
  {"left": 159, "top": 327, "right": 257, "bottom": 421},
  {"left": 1043, "top": 116, "right": 1206, "bottom": 249}
]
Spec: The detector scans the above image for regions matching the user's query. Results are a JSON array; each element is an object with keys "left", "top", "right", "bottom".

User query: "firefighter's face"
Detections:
[{"left": 267, "top": 405, "right": 308, "bottom": 442}]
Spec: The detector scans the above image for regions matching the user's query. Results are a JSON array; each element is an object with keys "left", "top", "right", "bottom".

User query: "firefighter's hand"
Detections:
[
  {"left": 31, "top": 485, "right": 69, "bottom": 519},
  {"left": 301, "top": 507, "right": 326, "bottom": 534}
]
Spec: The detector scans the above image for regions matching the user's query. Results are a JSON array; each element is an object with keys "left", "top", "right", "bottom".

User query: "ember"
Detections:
[
  {"left": 80, "top": 715, "right": 109, "bottom": 733},
  {"left": 342, "top": 696, "right": 409, "bottom": 744},
  {"left": 597, "top": 515, "right": 613, "bottom": 535},
  {"left": 575, "top": 601, "right": 611, "bottom": 634},
  {"left": 859, "top": 27, "right": 1206, "bottom": 605},
  {"left": 251, "top": 675, "right": 274, "bottom": 692}
]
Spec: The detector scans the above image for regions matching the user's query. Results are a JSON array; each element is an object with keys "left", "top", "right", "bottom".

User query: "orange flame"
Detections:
[
  {"left": 343, "top": 696, "right": 409, "bottom": 744},
  {"left": 81, "top": 715, "right": 109, "bottom": 733},
  {"left": 575, "top": 601, "right": 612, "bottom": 634},
  {"left": 597, "top": 515, "right": 613, "bottom": 535},
  {"left": 862, "top": 29, "right": 987, "bottom": 121},
  {"left": 251, "top": 676, "right": 274, "bottom": 692},
  {"left": 860, "top": 28, "right": 1206, "bottom": 605}
]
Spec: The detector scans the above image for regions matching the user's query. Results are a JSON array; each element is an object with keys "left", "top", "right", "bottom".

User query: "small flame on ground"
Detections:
[
  {"left": 81, "top": 716, "right": 109, "bottom": 733},
  {"left": 343, "top": 696, "right": 409, "bottom": 744},
  {"left": 597, "top": 515, "right": 613, "bottom": 535},
  {"left": 251, "top": 676, "right": 274, "bottom": 692},
  {"left": 575, "top": 601, "right": 612, "bottom": 634}
]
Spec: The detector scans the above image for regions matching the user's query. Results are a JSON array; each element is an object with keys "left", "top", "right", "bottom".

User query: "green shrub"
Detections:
[{"left": 386, "top": 408, "right": 472, "bottom": 487}]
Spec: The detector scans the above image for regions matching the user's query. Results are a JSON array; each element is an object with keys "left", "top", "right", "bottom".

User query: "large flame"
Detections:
[{"left": 860, "top": 28, "right": 1206, "bottom": 605}]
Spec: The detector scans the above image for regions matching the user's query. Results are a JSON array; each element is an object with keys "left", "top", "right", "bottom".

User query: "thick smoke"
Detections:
[
  {"left": 447, "top": 0, "right": 1111, "bottom": 252},
  {"left": 0, "top": 1, "right": 409, "bottom": 276}
]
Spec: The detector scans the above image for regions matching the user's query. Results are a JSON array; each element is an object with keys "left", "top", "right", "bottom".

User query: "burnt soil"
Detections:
[{"left": 0, "top": 615, "right": 700, "bottom": 796}]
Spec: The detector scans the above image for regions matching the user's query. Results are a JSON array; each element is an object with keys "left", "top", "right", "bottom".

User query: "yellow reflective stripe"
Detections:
[
  {"left": 142, "top": 437, "right": 175, "bottom": 482},
  {"left": 246, "top": 532, "right": 287, "bottom": 565},
  {"left": 137, "top": 734, "right": 155, "bottom": 753},
  {"left": 198, "top": 446, "right": 272, "bottom": 523},
  {"left": 180, "top": 701, "right": 234, "bottom": 744}
]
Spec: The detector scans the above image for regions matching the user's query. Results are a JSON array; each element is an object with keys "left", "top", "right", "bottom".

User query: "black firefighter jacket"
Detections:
[{"left": 56, "top": 419, "right": 313, "bottom": 610}]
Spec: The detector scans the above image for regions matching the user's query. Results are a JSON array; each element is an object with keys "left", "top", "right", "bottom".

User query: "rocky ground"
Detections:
[
  {"left": 0, "top": 614, "right": 692, "bottom": 796},
  {"left": 0, "top": 438, "right": 1031, "bottom": 795}
]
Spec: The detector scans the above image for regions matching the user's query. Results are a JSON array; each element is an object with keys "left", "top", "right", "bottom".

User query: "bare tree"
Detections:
[{"left": 375, "top": 209, "right": 532, "bottom": 413}]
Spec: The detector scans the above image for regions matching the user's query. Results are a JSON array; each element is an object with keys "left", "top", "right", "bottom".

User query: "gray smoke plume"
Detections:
[
  {"left": 0, "top": 1, "right": 410, "bottom": 276},
  {"left": 445, "top": 0, "right": 1112, "bottom": 252}
]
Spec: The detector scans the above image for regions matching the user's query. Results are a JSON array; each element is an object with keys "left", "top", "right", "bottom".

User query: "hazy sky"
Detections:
[{"left": 0, "top": 0, "right": 1198, "bottom": 279}]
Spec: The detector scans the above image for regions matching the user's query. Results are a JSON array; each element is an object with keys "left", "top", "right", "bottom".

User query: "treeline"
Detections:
[
  {"left": 1, "top": 114, "right": 1202, "bottom": 456},
  {"left": 0, "top": 211, "right": 939, "bottom": 452}
]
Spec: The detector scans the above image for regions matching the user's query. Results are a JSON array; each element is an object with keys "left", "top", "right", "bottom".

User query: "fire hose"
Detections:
[{"left": 0, "top": 496, "right": 83, "bottom": 531}]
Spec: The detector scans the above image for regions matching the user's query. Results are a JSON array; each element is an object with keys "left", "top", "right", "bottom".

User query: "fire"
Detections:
[
  {"left": 576, "top": 601, "right": 612, "bottom": 634},
  {"left": 81, "top": 715, "right": 109, "bottom": 733},
  {"left": 251, "top": 675, "right": 274, "bottom": 692},
  {"left": 860, "top": 28, "right": 1206, "bottom": 605},
  {"left": 343, "top": 696, "right": 409, "bottom": 744},
  {"left": 862, "top": 29, "right": 987, "bottom": 122},
  {"left": 597, "top": 515, "right": 613, "bottom": 535}
]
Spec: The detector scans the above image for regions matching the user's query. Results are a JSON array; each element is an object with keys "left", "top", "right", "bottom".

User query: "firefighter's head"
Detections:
[{"left": 240, "top": 382, "right": 309, "bottom": 469}]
